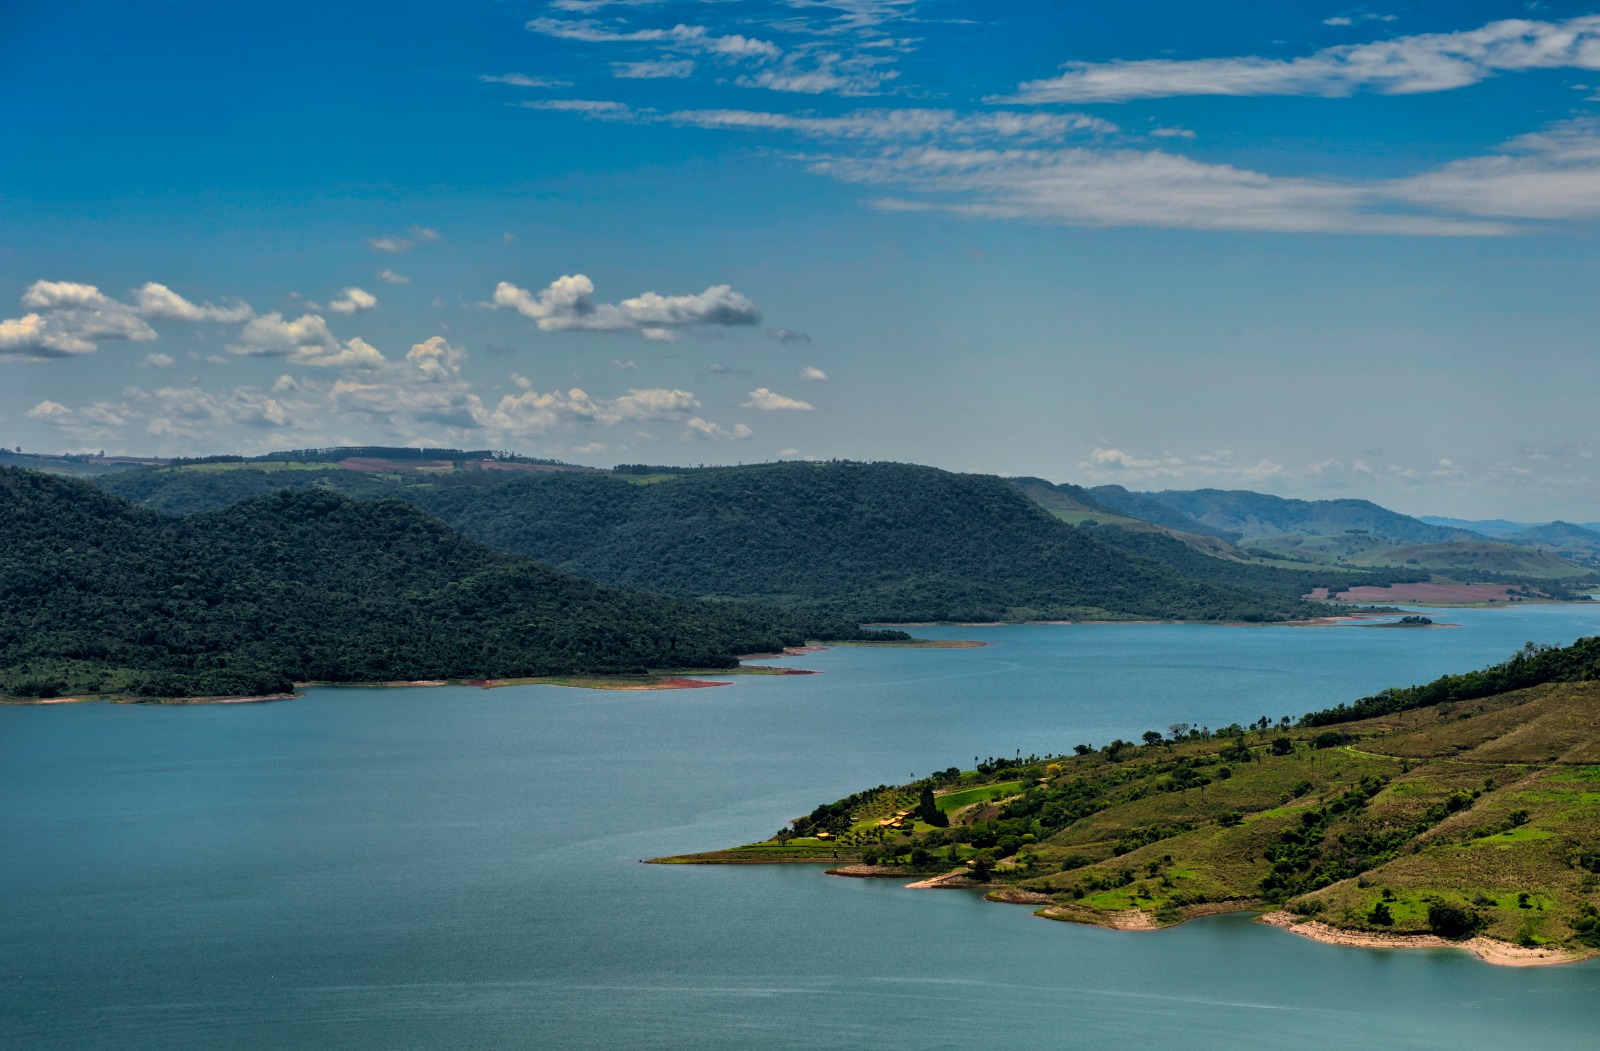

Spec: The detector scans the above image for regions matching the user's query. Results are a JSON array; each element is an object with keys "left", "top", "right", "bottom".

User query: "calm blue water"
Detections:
[{"left": 5, "top": 604, "right": 1600, "bottom": 1049}]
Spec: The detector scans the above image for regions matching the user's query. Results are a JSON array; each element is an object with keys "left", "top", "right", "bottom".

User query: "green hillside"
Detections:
[
  {"left": 1503, "top": 522, "right": 1600, "bottom": 566},
  {"left": 670, "top": 637, "right": 1600, "bottom": 961},
  {"left": 1344, "top": 540, "right": 1594, "bottom": 579},
  {"left": 99, "top": 461, "right": 1323, "bottom": 623},
  {"left": 0, "top": 469, "right": 894, "bottom": 701}
]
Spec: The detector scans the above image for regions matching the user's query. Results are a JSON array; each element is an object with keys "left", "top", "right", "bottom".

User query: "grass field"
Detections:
[{"left": 664, "top": 674, "right": 1600, "bottom": 958}]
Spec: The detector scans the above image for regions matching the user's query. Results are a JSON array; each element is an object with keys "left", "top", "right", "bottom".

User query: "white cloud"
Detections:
[
  {"left": 1150, "top": 127, "right": 1197, "bottom": 139},
  {"left": 2, "top": 281, "right": 159, "bottom": 359},
  {"left": 744, "top": 387, "right": 815, "bottom": 410},
  {"left": 133, "top": 282, "right": 253, "bottom": 323},
  {"left": 491, "top": 274, "right": 761, "bottom": 334},
  {"left": 1005, "top": 15, "right": 1600, "bottom": 103},
  {"left": 26, "top": 400, "right": 73, "bottom": 421},
  {"left": 20, "top": 281, "right": 112, "bottom": 310},
  {"left": 228, "top": 312, "right": 387, "bottom": 368},
  {"left": 480, "top": 73, "right": 572, "bottom": 88},
  {"left": 769, "top": 328, "right": 812, "bottom": 345},
  {"left": 684, "top": 416, "right": 754, "bottom": 440},
  {"left": 614, "top": 59, "right": 697, "bottom": 79},
  {"left": 328, "top": 287, "right": 379, "bottom": 314},
  {"left": 611, "top": 358, "right": 639, "bottom": 370},
  {"left": 378, "top": 269, "right": 410, "bottom": 284},
  {"left": 405, "top": 336, "right": 467, "bottom": 381},
  {"left": 799, "top": 366, "right": 828, "bottom": 381},
  {"left": 140, "top": 353, "right": 177, "bottom": 368},
  {"left": 1384, "top": 120, "right": 1600, "bottom": 220}
]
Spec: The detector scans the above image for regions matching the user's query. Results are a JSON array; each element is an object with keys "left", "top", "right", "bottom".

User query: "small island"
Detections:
[
  {"left": 659, "top": 638, "right": 1600, "bottom": 966},
  {"left": 1363, "top": 615, "right": 1447, "bottom": 629}
]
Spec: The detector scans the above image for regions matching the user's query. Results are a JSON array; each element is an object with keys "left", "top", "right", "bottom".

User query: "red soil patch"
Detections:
[
  {"left": 1309, "top": 583, "right": 1521, "bottom": 603},
  {"left": 338, "top": 457, "right": 456, "bottom": 473}
]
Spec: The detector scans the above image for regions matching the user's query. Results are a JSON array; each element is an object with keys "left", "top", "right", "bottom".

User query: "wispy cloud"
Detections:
[
  {"left": 613, "top": 59, "right": 696, "bottom": 79},
  {"left": 1003, "top": 15, "right": 1600, "bottom": 103},
  {"left": 480, "top": 73, "right": 571, "bottom": 88},
  {"left": 520, "top": 100, "right": 1115, "bottom": 143},
  {"left": 806, "top": 118, "right": 1600, "bottom": 235},
  {"left": 367, "top": 225, "right": 441, "bottom": 254}
]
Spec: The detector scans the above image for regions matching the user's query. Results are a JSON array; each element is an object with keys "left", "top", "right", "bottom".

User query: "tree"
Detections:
[
  {"left": 1270, "top": 737, "right": 1295, "bottom": 756},
  {"left": 1368, "top": 902, "right": 1394, "bottom": 926},
  {"left": 915, "top": 784, "right": 949, "bottom": 827},
  {"left": 1142, "top": 730, "right": 1164, "bottom": 747}
]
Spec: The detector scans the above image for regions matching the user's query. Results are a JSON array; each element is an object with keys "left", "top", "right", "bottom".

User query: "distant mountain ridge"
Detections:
[{"left": 1110, "top": 489, "right": 1475, "bottom": 544}]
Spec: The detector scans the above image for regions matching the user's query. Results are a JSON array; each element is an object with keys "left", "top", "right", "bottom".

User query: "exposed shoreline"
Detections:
[
  {"left": 1258, "top": 911, "right": 1595, "bottom": 968},
  {"left": 656, "top": 856, "right": 1600, "bottom": 968},
  {"left": 2, "top": 667, "right": 819, "bottom": 706}
]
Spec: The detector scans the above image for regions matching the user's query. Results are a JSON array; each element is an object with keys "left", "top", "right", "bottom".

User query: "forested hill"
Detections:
[
  {"left": 0, "top": 469, "right": 893, "bottom": 700},
  {"left": 139, "top": 462, "right": 1322, "bottom": 622}
]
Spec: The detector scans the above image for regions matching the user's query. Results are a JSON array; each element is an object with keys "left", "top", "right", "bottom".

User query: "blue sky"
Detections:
[{"left": 4, "top": 1, "right": 1600, "bottom": 516}]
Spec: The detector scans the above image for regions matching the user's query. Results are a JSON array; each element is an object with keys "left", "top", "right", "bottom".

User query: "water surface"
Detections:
[{"left": 5, "top": 604, "right": 1600, "bottom": 1048}]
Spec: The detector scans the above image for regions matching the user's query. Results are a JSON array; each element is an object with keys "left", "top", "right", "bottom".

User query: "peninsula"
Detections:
[{"left": 660, "top": 638, "right": 1600, "bottom": 965}]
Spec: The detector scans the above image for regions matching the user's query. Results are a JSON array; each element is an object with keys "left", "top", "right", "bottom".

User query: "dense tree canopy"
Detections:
[
  {"left": 1301, "top": 636, "right": 1600, "bottom": 726},
  {"left": 99, "top": 461, "right": 1323, "bottom": 623},
  {"left": 0, "top": 469, "right": 895, "bottom": 699}
]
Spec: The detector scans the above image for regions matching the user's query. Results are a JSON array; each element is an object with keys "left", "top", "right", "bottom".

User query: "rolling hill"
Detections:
[
  {"left": 97, "top": 461, "right": 1322, "bottom": 624},
  {"left": 0, "top": 468, "right": 893, "bottom": 700},
  {"left": 1502, "top": 522, "right": 1600, "bottom": 566}
]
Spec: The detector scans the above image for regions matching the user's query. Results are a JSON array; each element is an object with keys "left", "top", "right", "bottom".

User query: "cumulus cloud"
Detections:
[
  {"left": 368, "top": 225, "right": 442, "bottom": 254},
  {"left": 378, "top": 269, "right": 410, "bottom": 284},
  {"left": 769, "top": 328, "right": 812, "bottom": 345},
  {"left": 228, "top": 312, "right": 386, "bottom": 368},
  {"left": 1005, "top": 15, "right": 1600, "bottom": 103},
  {"left": 406, "top": 336, "right": 467, "bottom": 381},
  {"left": 328, "top": 287, "right": 379, "bottom": 314},
  {"left": 491, "top": 274, "right": 761, "bottom": 335},
  {"left": 25, "top": 400, "right": 73, "bottom": 421},
  {"left": 799, "top": 366, "right": 828, "bottom": 381},
  {"left": 133, "top": 282, "right": 253, "bottom": 323},
  {"left": 684, "top": 416, "right": 754, "bottom": 440},
  {"left": 1, "top": 281, "right": 159, "bottom": 359},
  {"left": 141, "top": 353, "right": 177, "bottom": 368},
  {"left": 744, "top": 387, "right": 815, "bottom": 410}
]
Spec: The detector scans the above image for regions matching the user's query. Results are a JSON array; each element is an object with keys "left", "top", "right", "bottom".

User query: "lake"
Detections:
[{"left": 5, "top": 604, "right": 1600, "bottom": 1048}]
